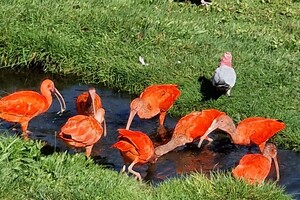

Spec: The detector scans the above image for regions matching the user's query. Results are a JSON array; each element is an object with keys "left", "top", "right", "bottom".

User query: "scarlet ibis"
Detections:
[
  {"left": 232, "top": 143, "right": 280, "bottom": 185},
  {"left": 126, "top": 84, "right": 180, "bottom": 139},
  {"left": 75, "top": 87, "right": 106, "bottom": 136},
  {"left": 198, "top": 116, "right": 286, "bottom": 152},
  {"left": 0, "top": 79, "right": 66, "bottom": 139},
  {"left": 58, "top": 108, "right": 105, "bottom": 157},
  {"left": 112, "top": 129, "right": 156, "bottom": 181},
  {"left": 155, "top": 109, "right": 226, "bottom": 157}
]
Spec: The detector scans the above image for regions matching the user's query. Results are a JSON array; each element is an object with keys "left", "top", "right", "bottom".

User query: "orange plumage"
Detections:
[
  {"left": 155, "top": 109, "right": 226, "bottom": 157},
  {"left": 58, "top": 108, "right": 105, "bottom": 157},
  {"left": 126, "top": 84, "right": 181, "bottom": 139},
  {"left": 201, "top": 116, "right": 286, "bottom": 152},
  {"left": 232, "top": 143, "right": 280, "bottom": 184},
  {"left": 0, "top": 79, "right": 66, "bottom": 140},
  {"left": 76, "top": 88, "right": 102, "bottom": 116},
  {"left": 112, "top": 129, "right": 156, "bottom": 181},
  {"left": 75, "top": 87, "right": 107, "bottom": 136}
]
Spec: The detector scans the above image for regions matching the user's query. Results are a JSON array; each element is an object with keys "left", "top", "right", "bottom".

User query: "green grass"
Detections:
[
  {"left": 0, "top": 135, "right": 291, "bottom": 199},
  {"left": 0, "top": 0, "right": 299, "bottom": 198},
  {"left": 1, "top": 0, "right": 299, "bottom": 151},
  {"left": 0, "top": 0, "right": 300, "bottom": 150}
]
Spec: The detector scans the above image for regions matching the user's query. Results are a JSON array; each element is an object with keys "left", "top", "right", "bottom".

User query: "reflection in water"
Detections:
[{"left": 0, "top": 70, "right": 299, "bottom": 199}]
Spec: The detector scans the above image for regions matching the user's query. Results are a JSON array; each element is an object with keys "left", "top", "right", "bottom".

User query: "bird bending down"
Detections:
[
  {"left": 75, "top": 87, "right": 107, "bottom": 136},
  {"left": 0, "top": 79, "right": 66, "bottom": 140},
  {"left": 155, "top": 109, "right": 226, "bottom": 157},
  {"left": 198, "top": 115, "right": 286, "bottom": 152},
  {"left": 212, "top": 52, "right": 236, "bottom": 96},
  {"left": 112, "top": 129, "right": 156, "bottom": 181},
  {"left": 58, "top": 108, "right": 105, "bottom": 157},
  {"left": 125, "top": 84, "right": 180, "bottom": 140},
  {"left": 232, "top": 143, "right": 280, "bottom": 185}
]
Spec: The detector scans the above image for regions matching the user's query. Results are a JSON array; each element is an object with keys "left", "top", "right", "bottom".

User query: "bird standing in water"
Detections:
[
  {"left": 58, "top": 108, "right": 105, "bottom": 157},
  {"left": 155, "top": 109, "right": 226, "bottom": 157},
  {"left": 126, "top": 84, "right": 181, "bottom": 140},
  {"left": 198, "top": 116, "right": 286, "bottom": 152},
  {"left": 232, "top": 143, "right": 280, "bottom": 185},
  {"left": 212, "top": 52, "right": 236, "bottom": 96},
  {"left": 75, "top": 87, "right": 106, "bottom": 136},
  {"left": 0, "top": 79, "right": 66, "bottom": 140},
  {"left": 112, "top": 129, "right": 156, "bottom": 181}
]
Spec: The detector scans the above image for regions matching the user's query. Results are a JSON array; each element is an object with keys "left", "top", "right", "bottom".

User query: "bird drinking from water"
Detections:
[
  {"left": 197, "top": 116, "right": 286, "bottom": 152},
  {"left": 232, "top": 143, "right": 280, "bottom": 185},
  {"left": 126, "top": 84, "right": 180, "bottom": 140}
]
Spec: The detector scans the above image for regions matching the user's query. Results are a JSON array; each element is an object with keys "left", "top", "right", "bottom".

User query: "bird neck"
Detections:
[
  {"left": 154, "top": 137, "right": 186, "bottom": 157},
  {"left": 227, "top": 128, "right": 250, "bottom": 145},
  {"left": 40, "top": 87, "right": 52, "bottom": 110}
]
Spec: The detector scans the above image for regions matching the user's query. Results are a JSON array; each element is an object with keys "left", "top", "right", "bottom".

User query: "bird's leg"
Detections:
[
  {"left": 20, "top": 122, "right": 30, "bottom": 141},
  {"left": 157, "top": 112, "right": 167, "bottom": 139},
  {"left": 121, "top": 165, "right": 126, "bottom": 173},
  {"left": 128, "top": 158, "right": 142, "bottom": 181},
  {"left": 201, "top": 0, "right": 211, "bottom": 6},
  {"left": 85, "top": 145, "right": 93, "bottom": 157},
  {"left": 226, "top": 88, "right": 231, "bottom": 96}
]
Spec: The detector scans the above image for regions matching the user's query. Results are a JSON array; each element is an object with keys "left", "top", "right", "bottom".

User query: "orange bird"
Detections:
[
  {"left": 155, "top": 109, "right": 226, "bottom": 157},
  {"left": 0, "top": 79, "right": 66, "bottom": 140},
  {"left": 198, "top": 116, "right": 286, "bottom": 152},
  {"left": 112, "top": 129, "right": 156, "bottom": 181},
  {"left": 75, "top": 87, "right": 107, "bottom": 136},
  {"left": 58, "top": 108, "right": 105, "bottom": 157},
  {"left": 232, "top": 143, "right": 280, "bottom": 185},
  {"left": 126, "top": 84, "right": 181, "bottom": 139}
]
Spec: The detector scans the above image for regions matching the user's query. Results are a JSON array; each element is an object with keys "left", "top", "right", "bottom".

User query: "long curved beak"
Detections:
[
  {"left": 273, "top": 156, "right": 280, "bottom": 182},
  {"left": 54, "top": 88, "right": 66, "bottom": 114},
  {"left": 198, "top": 119, "right": 218, "bottom": 148},
  {"left": 103, "top": 118, "right": 107, "bottom": 137},
  {"left": 126, "top": 110, "right": 137, "bottom": 130}
]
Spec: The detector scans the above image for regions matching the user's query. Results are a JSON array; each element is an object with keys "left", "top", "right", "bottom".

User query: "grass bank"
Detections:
[
  {"left": 0, "top": 135, "right": 291, "bottom": 199},
  {"left": 0, "top": 0, "right": 299, "bottom": 198},
  {"left": 1, "top": 0, "right": 299, "bottom": 151}
]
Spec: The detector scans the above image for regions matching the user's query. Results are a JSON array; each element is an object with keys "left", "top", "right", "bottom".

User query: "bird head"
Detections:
[
  {"left": 220, "top": 52, "right": 232, "bottom": 67},
  {"left": 126, "top": 98, "right": 144, "bottom": 130},
  {"left": 41, "top": 79, "right": 66, "bottom": 114},
  {"left": 263, "top": 143, "right": 280, "bottom": 182}
]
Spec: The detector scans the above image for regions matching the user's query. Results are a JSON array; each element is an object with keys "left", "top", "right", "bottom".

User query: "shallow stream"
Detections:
[{"left": 0, "top": 69, "right": 299, "bottom": 199}]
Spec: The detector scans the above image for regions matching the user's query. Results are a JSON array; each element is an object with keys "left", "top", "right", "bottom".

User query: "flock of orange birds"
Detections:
[{"left": 0, "top": 53, "right": 286, "bottom": 185}]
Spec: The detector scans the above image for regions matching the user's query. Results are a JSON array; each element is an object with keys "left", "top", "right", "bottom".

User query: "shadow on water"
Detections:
[{"left": 0, "top": 69, "right": 300, "bottom": 199}]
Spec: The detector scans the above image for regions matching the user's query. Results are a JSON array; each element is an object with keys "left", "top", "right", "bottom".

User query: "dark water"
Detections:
[{"left": 0, "top": 70, "right": 299, "bottom": 199}]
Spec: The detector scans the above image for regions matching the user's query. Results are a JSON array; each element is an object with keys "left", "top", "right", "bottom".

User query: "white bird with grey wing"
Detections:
[{"left": 212, "top": 52, "right": 236, "bottom": 96}]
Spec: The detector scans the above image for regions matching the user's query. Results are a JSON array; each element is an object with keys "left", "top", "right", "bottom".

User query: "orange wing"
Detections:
[
  {"left": 0, "top": 91, "right": 48, "bottom": 119},
  {"left": 116, "top": 129, "right": 154, "bottom": 163},
  {"left": 173, "top": 109, "right": 225, "bottom": 140},
  {"left": 141, "top": 84, "right": 180, "bottom": 112},
  {"left": 232, "top": 154, "right": 271, "bottom": 184},
  {"left": 59, "top": 115, "right": 103, "bottom": 148},
  {"left": 112, "top": 140, "right": 139, "bottom": 162},
  {"left": 76, "top": 92, "right": 102, "bottom": 115},
  {"left": 237, "top": 117, "right": 285, "bottom": 145}
]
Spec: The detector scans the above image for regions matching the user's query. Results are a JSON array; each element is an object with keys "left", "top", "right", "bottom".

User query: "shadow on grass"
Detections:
[
  {"left": 173, "top": 0, "right": 211, "bottom": 6},
  {"left": 198, "top": 76, "right": 226, "bottom": 101}
]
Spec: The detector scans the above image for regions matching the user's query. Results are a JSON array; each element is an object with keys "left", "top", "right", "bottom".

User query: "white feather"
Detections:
[{"left": 212, "top": 65, "right": 236, "bottom": 88}]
